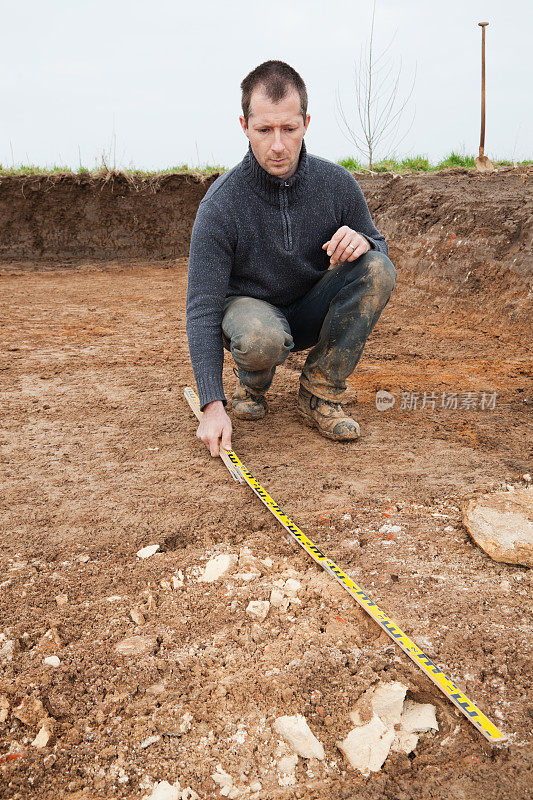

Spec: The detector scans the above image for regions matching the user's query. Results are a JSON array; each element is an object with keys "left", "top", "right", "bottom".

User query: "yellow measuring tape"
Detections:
[{"left": 184, "top": 387, "right": 505, "bottom": 745}]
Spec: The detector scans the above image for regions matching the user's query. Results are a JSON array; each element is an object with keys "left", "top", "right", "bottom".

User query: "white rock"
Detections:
[
  {"left": 31, "top": 720, "right": 52, "bottom": 749},
  {"left": 246, "top": 600, "right": 270, "bottom": 622},
  {"left": 399, "top": 700, "right": 438, "bottom": 734},
  {"left": 277, "top": 753, "right": 298, "bottom": 786},
  {"left": 142, "top": 781, "right": 182, "bottom": 800},
  {"left": 179, "top": 711, "right": 193, "bottom": 734},
  {"left": 137, "top": 544, "right": 160, "bottom": 559},
  {"left": 270, "top": 587, "right": 285, "bottom": 607},
  {"left": 130, "top": 608, "right": 146, "bottom": 626},
  {"left": 378, "top": 524, "right": 402, "bottom": 535},
  {"left": 0, "top": 634, "right": 14, "bottom": 662},
  {"left": 261, "top": 557, "right": 273, "bottom": 568},
  {"left": 391, "top": 731, "right": 419, "bottom": 754},
  {"left": 43, "top": 656, "right": 61, "bottom": 668},
  {"left": 212, "top": 764, "right": 233, "bottom": 791},
  {"left": 0, "top": 695, "right": 9, "bottom": 723},
  {"left": 140, "top": 735, "right": 161, "bottom": 748},
  {"left": 273, "top": 714, "right": 325, "bottom": 760},
  {"left": 55, "top": 594, "right": 68, "bottom": 606},
  {"left": 463, "top": 488, "right": 533, "bottom": 567},
  {"left": 199, "top": 554, "right": 237, "bottom": 583},
  {"left": 171, "top": 571, "right": 184, "bottom": 589},
  {"left": 283, "top": 578, "right": 302, "bottom": 597},
  {"left": 337, "top": 715, "right": 395, "bottom": 776},
  {"left": 370, "top": 681, "right": 407, "bottom": 727},
  {"left": 249, "top": 779, "right": 262, "bottom": 791}
]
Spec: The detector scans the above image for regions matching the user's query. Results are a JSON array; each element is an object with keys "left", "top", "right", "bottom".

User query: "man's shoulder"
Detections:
[
  {"left": 200, "top": 163, "right": 243, "bottom": 207},
  {"left": 307, "top": 152, "right": 356, "bottom": 183}
]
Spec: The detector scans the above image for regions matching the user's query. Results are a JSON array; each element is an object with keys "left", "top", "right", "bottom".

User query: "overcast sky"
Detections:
[{"left": 2, "top": 0, "right": 531, "bottom": 170}]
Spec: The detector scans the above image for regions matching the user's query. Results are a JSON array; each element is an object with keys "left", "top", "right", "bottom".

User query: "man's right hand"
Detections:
[{"left": 196, "top": 400, "right": 233, "bottom": 457}]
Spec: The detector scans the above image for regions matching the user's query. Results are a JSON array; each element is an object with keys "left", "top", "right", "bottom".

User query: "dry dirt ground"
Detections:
[{"left": 1, "top": 247, "right": 531, "bottom": 800}]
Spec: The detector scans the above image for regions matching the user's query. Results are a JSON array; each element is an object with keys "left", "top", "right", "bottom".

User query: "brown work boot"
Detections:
[
  {"left": 232, "top": 380, "right": 268, "bottom": 420},
  {"left": 297, "top": 385, "right": 360, "bottom": 441}
]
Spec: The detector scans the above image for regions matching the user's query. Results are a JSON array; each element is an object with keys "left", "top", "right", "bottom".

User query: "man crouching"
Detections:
[{"left": 186, "top": 60, "right": 396, "bottom": 456}]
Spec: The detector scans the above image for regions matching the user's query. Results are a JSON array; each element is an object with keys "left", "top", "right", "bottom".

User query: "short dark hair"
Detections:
[{"left": 240, "top": 60, "right": 308, "bottom": 123}]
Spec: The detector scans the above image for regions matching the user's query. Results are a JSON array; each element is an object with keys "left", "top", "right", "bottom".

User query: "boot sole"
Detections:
[{"left": 297, "top": 409, "right": 360, "bottom": 441}]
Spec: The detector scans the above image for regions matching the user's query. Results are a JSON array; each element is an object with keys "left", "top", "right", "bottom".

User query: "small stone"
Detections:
[
  {"left": 114, "top": 635, "right": 155, "bottom": 657},
  {"left": 0, "top": 634, "right": 14, "bottom": 662},
  {"left": 43, "top": 753, "right": 56, "bottom": 768},
  {"left": 262, "top": 557, "right": 273, "bottom": 568},
  {"left": 140, "top": 735, "right": 161, "bottom": 749},
  {"left": 270, "top": 587, "right": 285, "bottom": 607},
  {"left": 273, "top": 714, "right": 325, "bottom": 760},
  {"left": 277, "top": 752, "right": 298, "bottom": 786},
  {"left": 212, "top": 764, "right": 233, "bottom": 792},
  {"left": 137, "top": 544, "right": 160, "bottom": 559},
  {"left": 160, "top": 580, "right": 172, "bottom": 590},
  {"left": 199, "top": 554, "right": 237, "bottom": 583},
  {"left": 249, "top": 779, "right": 262, "bottom": 791},
  {"left": 130, "top": 608, "right": 146, "bottom": 626},
  {"left": 171, "top": 571, "right": 184, "bottom": 589},
  {"left": 55, "top": 594, "right": 68, "bottom": 607},
  {"left": 378, "top": 524, "right": 402, "bottom": 535},
  {"left": 246, "top": 600, "right": 270, "bottom": 622},
  {"left": 0, "top": 695, "right": 10, "bottom": 723},
  {"left": 142, "top": 780, "right": 182, "bottom": 800},
  {"left": 37, "top": 627, "right": 62, "bottom": 653},
  {"left": 370, "top": 682, "right": 407, "bottom": 728},
  {"left": 32, "top": 719, "right": 53, "bottom": 749},
  {"left": 284, "top": 578, "right": 302, "bottom": 597},
  {"left": 179, "top": 711, "right": 193, "bottom": 733},
  {"left": 13, "top": 696, "right": 45, "bottom": 728},
  {"left": 43, "top": 656, "right": 61, "bottom": 668}
]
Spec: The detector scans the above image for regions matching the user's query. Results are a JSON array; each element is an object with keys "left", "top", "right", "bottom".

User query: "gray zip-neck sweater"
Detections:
[{"left": 186, "top": 140, "right": 388, "bottom": 409}]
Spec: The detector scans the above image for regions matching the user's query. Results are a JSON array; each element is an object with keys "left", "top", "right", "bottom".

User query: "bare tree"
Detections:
[{"left": 336, "top": 0, "right": 417, "bottom": 171}]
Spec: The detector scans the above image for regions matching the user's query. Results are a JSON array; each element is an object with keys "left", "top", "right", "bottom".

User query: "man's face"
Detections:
[{"left": 239, "top": 87, "right": 310, "bottom": 180}]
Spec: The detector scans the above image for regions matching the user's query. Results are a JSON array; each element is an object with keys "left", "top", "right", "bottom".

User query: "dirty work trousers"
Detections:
[{"left": 221, "top": 250, "right": 397, "bottom": 402}]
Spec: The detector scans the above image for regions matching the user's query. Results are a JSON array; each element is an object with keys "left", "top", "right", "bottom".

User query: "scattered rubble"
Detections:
[{"left": 338, "top": 682, "right": 438, "bottom": 774}]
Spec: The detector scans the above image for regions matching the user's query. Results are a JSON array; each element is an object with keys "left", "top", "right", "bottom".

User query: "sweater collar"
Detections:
[{"left": 241, "top": 139, "right": 308, "bottom": 201}]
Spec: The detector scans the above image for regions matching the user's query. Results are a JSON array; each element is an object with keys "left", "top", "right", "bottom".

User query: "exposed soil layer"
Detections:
[
  {"left": 1, "top": 167, "right": 531, "bottom": 320},
  {"left": 0, "top": 169, "right": 532, "bottom": 799}
]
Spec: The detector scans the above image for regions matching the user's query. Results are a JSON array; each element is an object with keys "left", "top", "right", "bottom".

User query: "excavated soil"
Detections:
[{"left": 0, "top": 168, "right": 532, "bottom": 799}]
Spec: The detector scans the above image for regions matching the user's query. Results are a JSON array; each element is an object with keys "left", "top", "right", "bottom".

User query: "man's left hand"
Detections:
[{"left": 322, "top": 226, "right": 371, "bottom": 266}]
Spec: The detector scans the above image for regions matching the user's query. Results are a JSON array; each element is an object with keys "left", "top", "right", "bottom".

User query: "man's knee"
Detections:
[
  {"left": 231, "top": 327, "right": 294, "bottom": 371},
  {"left": 364, "top": 252, "right": 397, "bottom": 298}
]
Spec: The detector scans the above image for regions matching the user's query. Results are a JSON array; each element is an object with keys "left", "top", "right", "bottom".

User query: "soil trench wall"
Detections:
[{"left": 1, "top": 167, "right": 531, "bottom": 321}]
